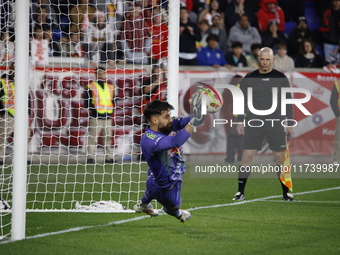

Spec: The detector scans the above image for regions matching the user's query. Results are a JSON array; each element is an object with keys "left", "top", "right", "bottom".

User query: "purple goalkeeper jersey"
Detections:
[{"left": 141, "top": 116, "right": 191, "bottom": 189}]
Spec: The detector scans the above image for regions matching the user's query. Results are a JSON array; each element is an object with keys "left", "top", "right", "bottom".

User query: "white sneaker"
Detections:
[
  {"left": 133, "top": 203, "right": 159, "bottom": 217},
  {"left": 177, "top": 209, "right": 191, "bottom": 222}
]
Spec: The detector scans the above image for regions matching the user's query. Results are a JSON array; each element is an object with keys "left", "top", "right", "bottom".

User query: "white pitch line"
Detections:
[
  {"left": 187, "top": 186, "right": 340, "bottom": 211},
  {"left": 259, "top": 200, "right": 340, "bottom": 204},
  {"left": 0, "top": 186, "right": 339, "bottom": 245}
]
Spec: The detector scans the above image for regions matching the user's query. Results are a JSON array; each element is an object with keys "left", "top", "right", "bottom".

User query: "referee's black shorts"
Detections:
[{"left": 243, "top": 119, "right": 286, "bottom": 152}]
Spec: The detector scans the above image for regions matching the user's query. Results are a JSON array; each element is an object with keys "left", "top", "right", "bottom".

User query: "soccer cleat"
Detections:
[
  {"left": 0, "top": 197, "right": 10, "bottom": 210},
  {"left": 282, "top": 193, "right": 295, "bottom": 201},
  {"left": 104, "top": 159, "right": 115, "bottom": 164},
  {"left": 133, "top": 203, "right": 159, "bottom": 217},
  {"left": 87, "top": 158, "right": 95, "bottom": 164},
  {"left": 177, "top": 209, "right": 191, "bottom": 222},
  {"left": 232, "top": 192, "right": 245, "bottom": 201}
]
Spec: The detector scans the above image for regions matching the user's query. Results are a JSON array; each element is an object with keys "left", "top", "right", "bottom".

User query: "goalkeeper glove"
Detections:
[{"left": 189, "top": 86, "right": 206, "bottom": 127}]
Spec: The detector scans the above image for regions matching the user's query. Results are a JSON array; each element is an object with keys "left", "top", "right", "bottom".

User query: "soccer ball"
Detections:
[{"left": 198, "top": 86, "right": 223, "bottom": 114}]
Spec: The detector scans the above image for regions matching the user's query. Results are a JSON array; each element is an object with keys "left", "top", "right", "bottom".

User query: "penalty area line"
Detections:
[{"left": 0, "top": 186, "right": 339, "bottom": 244}]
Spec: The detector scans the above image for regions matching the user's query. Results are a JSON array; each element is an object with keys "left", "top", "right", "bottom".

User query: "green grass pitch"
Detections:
[{"left": 1, "top": 163, "right": 339, "bottom": 254}]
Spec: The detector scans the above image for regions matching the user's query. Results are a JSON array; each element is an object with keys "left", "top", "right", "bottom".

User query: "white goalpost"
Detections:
[
  {"left": 167, "top": 0, "right": 180, "bottom": 116},
  {"left": 0, "top": 0, "right": 180, "bottom": 241},
  {"left": 11, "top": 0, "right": 30, "bottom": 241}
]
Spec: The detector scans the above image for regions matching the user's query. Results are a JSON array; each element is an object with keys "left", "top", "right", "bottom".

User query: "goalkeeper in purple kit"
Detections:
[{"left": 133, "top": 91, "right": 205, "bottom": 222}]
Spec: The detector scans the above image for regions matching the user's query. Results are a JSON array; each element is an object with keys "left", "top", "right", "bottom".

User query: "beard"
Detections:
[{"left": 158, "top": 123, "right": 173, "bottom": 135}]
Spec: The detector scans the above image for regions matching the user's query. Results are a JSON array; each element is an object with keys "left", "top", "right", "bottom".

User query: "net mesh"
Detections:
[{"left": 0, "top": 0, "right": 169, "bottom": 239}]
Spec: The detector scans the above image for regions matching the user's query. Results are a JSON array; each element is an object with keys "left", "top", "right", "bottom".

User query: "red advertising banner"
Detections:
[
  {"left": 289, "top": 72, "right": 340, "bottom": 155},
  {"left": 2, "top": 66, "right": 338, "bottom": 156},
  {"left": 177, "top": 71, "right": 340, "bottom": 156}
]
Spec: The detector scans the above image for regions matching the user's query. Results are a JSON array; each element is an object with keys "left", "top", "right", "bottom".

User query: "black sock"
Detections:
[
  {"left": 238, "top": 166, "right": 251, "bottom": 194},
  {"left": 276, "top": 165, "right": 289, "bottom": 194}
]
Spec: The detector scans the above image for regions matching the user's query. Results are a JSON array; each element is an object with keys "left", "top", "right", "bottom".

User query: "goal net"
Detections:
[{"left": 1, "top": 0, "right": 170, "bottom": 239}]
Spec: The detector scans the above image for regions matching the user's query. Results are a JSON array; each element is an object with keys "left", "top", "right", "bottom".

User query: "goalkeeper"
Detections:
[{"left": 134, "top": 91, "right": 205, "bottom": 222}]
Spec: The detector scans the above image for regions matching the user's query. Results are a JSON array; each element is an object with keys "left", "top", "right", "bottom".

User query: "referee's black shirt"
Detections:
[{"left": 236, "top": 69, "right": 294, "bottom": 122}]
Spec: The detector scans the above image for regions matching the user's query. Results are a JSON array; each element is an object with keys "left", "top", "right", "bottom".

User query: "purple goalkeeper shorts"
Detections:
[{"left": 142, "top": 176, "right": 182, "bottom": 209}]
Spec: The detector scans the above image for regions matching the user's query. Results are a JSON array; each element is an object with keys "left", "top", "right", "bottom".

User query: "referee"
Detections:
[{"left": 232, "top": 47, "right": 295, "bottom": 201}]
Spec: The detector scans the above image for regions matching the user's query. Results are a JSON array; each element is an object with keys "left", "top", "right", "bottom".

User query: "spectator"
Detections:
[
  {"left": 43, "top": 29, "right": 61, "bottom": 57},
  {"left": 295, "top": 39, "right": 323, "bottom": 68},
  {"left": 261, "top": 20, "right": 287, "bottom": 54},
  {"left": 218, "top": 0, "right": 234, "bottom": 11},
  {"left": 228, "top": 15, "right": 261, "bottom": 55},
  {"left": 31, "top": 0, "right": 58, "bottom": 26},
  {"left": 92, "top": 0, "right": 125, "bottom": 33},
  {"left": 141, "top": 65, "right": 167, "bottom": 113},
  {"left": 281, "top": 0, "right": 305, "bottom": 22},
  {"left": 273, "top": 44, "right": 295, "bottom": 71},
  {"left": 320, "top": 0, "right": 340, "bottom": 61},
  {"left": 0, "top": 0, "right": 15, "bottom": 35},
  {"left": 149, "top": 8, "right": 168, "bottom": 64},
  {"left": 208, "top": 14, "right": 228, "bottom": 54},
  {"left": 140, "top": 0, "right": 153, "bottom": 28},
  {"left": 192, "top": 0, "right": 207, "bottom": 16},
  {"left": 51, "top": 0, "right": 78, "bottom": 34},
  {"left": 246, "top": 43, "right": 262, "bottom": 68},
  {"left": 0, "top": 32, "right": 15, "bottom": 63},
  {"left": 257, "top": 0, "right": 285, "bottom": 33},
  {"left": 316, "top": 0, "right": 334, "bottom": 20},
  {"left": 287, "top": 17, "right": 318, "bottom": 58},
  {"left": 180, "top": 0, "right": 194, "bottom": 13},
  {"left": 120, "top": 5, "right": 151, "bottom": 65},
  {"left": 179, "top": 7, "right": 201, "bottom": 65},
  {"left": 325, "top": 41, "right": 340, "bottom": 68},
  {"left": 225, "top": 41, "right": 248, "bottom": 67},
  {"left": 244, "top": 0, "right": 260, "bottom": 27},
  {"left": 198, "top": 0, "right": 224, "bottom": 26},
  {"left": 197, "top": 34, "right": 232, "bottom": 69},
  {"left": 83, "top": 11, "right": 117, "bottom": 67},
  {"left": 31, "top": 6, "right": 58, "bottom": 37},
  {"left": 197, "top": 20, "right": 211, "bottom": 49},
  {"left": 60, "top": 33, "right": 84, "bottom": 58},
  {"left": 30, "top": 27, "right": 49, "bottom": 66},
  {"left": 225, "top": 0, "right": 245, "bottom": 33},
  {"left": 180, "top": 0, "right": 197, "bottom": 23},
  {"left": 70, "top": 0, "right": 97, "bottom": 40},
  {"left": 83, "top": 67, "right": 115, "bottom": 164}
]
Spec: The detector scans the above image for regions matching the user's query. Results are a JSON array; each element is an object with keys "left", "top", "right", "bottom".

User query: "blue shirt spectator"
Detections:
[{"left": 197, "top": 34, "right": 232, "bottom": 69}]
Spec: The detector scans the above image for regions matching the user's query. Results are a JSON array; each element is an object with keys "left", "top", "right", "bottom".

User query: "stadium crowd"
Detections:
[{"left": 0, "top": 0, "right": 339, "bottom": 70}]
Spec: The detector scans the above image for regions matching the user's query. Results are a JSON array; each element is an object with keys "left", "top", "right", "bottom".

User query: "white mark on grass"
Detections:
[
  {"left": 0, "top": 186, "right": 339, "bottom": 244},
  {"left": 188, "top": 186, "right": 340, "bottom": 211},
  {"left": 260, "top": 200, "right": 340, "bottom": 204}
]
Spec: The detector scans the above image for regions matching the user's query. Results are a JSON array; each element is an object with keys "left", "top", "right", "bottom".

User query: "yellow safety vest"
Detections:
[
  {"left": 335, "top": 80, "right": 340, "bottom": 111},
  {"left": 1, "top": 78, "right": 15, "bottom": 116},
  {"left": 87, "top": 81, "right": 114, "bottom": 114}
]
